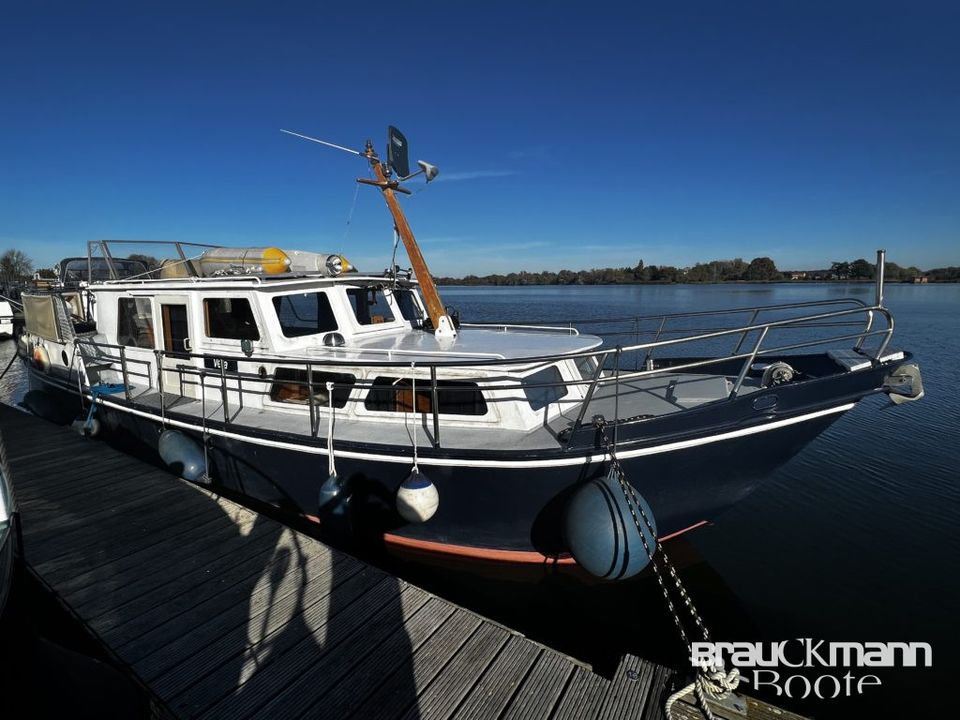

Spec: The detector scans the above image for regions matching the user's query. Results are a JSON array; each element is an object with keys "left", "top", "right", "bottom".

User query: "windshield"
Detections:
[
  {"left": 390, "top": 288, "right": 423, "bottom": 323},
  {"left": 59, "top": 258, "right": 147, "bottom": 283},
  {"left": 273, "top": 292, "right": 339, "bottom": 337},
  {"left": 346, "top": 287, "right": 395, "bottom": 325}
]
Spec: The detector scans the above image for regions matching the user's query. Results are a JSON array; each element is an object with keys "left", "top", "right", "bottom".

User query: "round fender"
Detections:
[
  {"left": 318, "top": 473, "right": 350, "bottom": 516},
  {"left": 396, "top": 468, "right": 439, "bottom": 523},
  {"left": 158, "top": 429, "right": 207, "bottom": 483},
  {"left": 564, "top": 468, "right": 657, "bottom": 580},
  {"left": 32, "top": 346, "right": 50, "bottom": 372}
]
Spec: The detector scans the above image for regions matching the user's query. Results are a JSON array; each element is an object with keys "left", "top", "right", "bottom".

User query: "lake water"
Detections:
[
  {"left": 439, "top": 282, "right": 958, "bottom": 717},
  {"left": 2, "top": 282, "right": 956, "bottom": 717}
]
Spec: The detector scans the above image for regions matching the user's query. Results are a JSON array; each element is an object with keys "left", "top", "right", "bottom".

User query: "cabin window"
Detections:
[
  {"left": 522, "top": 366, "right": 568, "bottom": 411},
  {"left": 575, "top": 355, "right": 599, "bottom": 380},
  {"left": 269, "top": 368, "right": 356, "bottom": 407},
  {"left": 204, "top": 298, "right": 260, "bottom": 341},
  {"left": 347, "top": 287, "right": 394, "bottom": 325},
  {"left": 117, "top": 298, "right": 155, "bottom": 348},
  {"left": 273, "top": 292, "right": 338, "bottom": 337},
  {"left": 365, "top": 377, "right": 487, "bottom": 416},
  {"left": 392, "top": 289, "right": 423, "bottom": 322}
]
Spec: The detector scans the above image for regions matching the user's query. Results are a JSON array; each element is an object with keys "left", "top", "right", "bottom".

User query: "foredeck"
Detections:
[{"left": 0, "top": 402, "right": 807, "bottom": 720}]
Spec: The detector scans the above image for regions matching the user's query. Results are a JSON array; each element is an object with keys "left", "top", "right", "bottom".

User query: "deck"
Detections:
[{"left": 0, "top": 401, "right": 805, "bottom": 720}]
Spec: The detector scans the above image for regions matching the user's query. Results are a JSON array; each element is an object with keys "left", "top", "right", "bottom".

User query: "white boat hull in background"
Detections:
[{"left": 0, "top": 301, "right": 13, "bottom": 339}]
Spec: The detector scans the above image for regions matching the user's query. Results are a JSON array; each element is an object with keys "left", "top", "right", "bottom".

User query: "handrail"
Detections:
[
  {"left": 74, "top": 302, "right": 893, "bottom": 371},
  {"left": 73, "top": 299, "right": 895, "bottom": 448},
  {"left": 461, "top": 322, "right": 580, "bottom": 336},
  {"left": 113, "top": 322, "right": 894, "bottom": 413}
]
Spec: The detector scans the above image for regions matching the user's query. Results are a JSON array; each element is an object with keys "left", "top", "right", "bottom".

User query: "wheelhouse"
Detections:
[{"left": 22, "top": 241, "right": 601, "bottom": 437}]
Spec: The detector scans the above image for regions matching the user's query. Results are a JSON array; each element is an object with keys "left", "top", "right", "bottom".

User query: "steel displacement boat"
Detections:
[{"left": 17, "top": 127, "right": 924, "bottom": 577}]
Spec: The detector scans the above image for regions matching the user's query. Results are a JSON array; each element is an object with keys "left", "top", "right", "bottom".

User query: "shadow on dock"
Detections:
[
  {"left": 166, "top": 509, "right": 422, "bottom": 720},
  {"left": 0, "top": 402, "right": 422, "bottom": 719}
]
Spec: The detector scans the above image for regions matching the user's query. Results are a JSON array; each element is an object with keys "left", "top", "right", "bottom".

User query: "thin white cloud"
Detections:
[{"left": 434, "top": 170, "right": 518, "bottom": 182}]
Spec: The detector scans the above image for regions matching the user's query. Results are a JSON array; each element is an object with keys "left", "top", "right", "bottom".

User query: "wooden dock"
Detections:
[{"left": 0, "top": 401, "right": 806, "bottom": 720}]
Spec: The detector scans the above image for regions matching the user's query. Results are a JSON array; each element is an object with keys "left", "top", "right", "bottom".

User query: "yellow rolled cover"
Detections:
[{"left": 198, "top": 247, "right": 291, "bottom": 276}]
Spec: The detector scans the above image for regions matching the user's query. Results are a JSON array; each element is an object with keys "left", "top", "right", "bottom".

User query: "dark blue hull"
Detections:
[{"left": 24, "top": 353, "right": 908, "bottom": 564}]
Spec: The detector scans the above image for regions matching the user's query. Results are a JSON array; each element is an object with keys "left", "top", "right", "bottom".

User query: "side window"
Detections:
[
  {"left": 575, "top": 355, "right": 599, "bottom": 380},
  {"left": 365, "top": 377, "right": 487, "bottom": 416},
  {"left": 273, "top": 293, "right": 338, "bottom": 337},
  {"left": 204, "top": 298, "right": 260, "bottom": 341},
  {"left": 117, "top": 298, "right": 155, "bottom": 348},
  {"left": 347, "top": 287, "right": 394, "bottom": 325},
  {"left": 269, "top": 369, "right": 355, "bottom": 408},
  {"left": 522, "top": 366, "right": 568, "bottom": 411}
]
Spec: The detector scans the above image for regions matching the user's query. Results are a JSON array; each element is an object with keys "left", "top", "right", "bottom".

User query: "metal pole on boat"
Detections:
[{"left": 875, "top": 249, "right": 886, "bottom": 308}]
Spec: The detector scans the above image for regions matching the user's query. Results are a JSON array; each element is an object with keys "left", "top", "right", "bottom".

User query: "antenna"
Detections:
[
  {"left": 280, "top": 129, "right": 362, "bottom": 156},
  {"left": 282, "top": 124, "right": 455, "bottom": 342}
]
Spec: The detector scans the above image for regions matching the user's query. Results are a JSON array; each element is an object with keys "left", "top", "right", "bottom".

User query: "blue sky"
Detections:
[{"left": 1, "top": 1, "right": 958, "bottom": 275}]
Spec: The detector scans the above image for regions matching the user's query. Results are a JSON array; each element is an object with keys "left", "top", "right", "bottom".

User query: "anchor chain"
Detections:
[{"left": 594, "top": 416, "right": 739, "bottom": 720}]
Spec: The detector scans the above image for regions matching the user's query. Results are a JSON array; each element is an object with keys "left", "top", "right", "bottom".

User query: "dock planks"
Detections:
[{"left": 0, "top": 401, "right": 807, "bottom": 720}]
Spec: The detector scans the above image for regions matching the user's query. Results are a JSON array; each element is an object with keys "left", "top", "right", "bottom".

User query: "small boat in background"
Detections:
[
  {"left": 0, "top": 301, "right": 14, "bottom": 339},
  {"left": 14, "top": 127, "right": 924, "bottom": 579}
]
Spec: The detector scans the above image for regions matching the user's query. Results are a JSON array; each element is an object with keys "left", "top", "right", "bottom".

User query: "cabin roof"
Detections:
[{"left": 308, "top": 327, "right": 602, "bottom": 363}]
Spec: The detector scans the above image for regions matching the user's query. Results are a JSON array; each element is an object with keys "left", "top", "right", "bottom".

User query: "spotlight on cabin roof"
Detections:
[{"left": 286, "top": 250, "right": 354, "bottom": 276}]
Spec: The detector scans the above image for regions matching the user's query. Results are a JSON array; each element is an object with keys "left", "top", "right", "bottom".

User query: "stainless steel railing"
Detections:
[{"left": 73, "top": 297, "right": 895, "bottom": 449}]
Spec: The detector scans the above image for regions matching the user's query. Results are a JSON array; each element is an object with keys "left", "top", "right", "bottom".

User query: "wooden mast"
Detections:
[{"left": 360, "top": 140, "right": 457, "bottom": 341}]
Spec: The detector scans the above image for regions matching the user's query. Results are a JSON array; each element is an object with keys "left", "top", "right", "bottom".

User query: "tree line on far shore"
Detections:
[
  {"left": 436, "top": 256, "right": 960, "bottom": 286},
  {"left": 1, "top": 248, "right": 957, "bottom": 286}
]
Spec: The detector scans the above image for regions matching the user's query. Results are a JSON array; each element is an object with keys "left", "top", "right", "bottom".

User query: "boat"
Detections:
[
  {"left": 15, "top": 127, "right": 924, "bottom": 578},
  {"left": 0, "top": 301, "right": 14, "bottom": 339}
]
